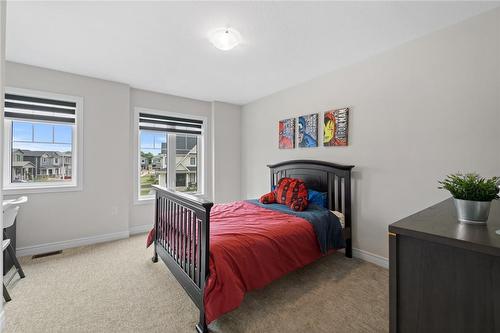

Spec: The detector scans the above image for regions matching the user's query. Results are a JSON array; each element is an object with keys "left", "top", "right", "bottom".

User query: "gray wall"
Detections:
[
  {"left": 129, "top": 95, "right": 242, "bottom": 229},
  {"left": 241, "top": 8, "right": 500, "bottom": 259},
  {"left": 1, "top": 0, "right": 6, "bottom": 326},
  {"left": 211, "top": 101, "right": 241, "bottom": 203},
  {"left": 5, "top": 62, "right": 131, "bottom": 251},
  {"left": 129, "top": 88, "right": 213, "bottom": 230},
  {"left": 4, "top": 7, "right": 499, "bottom": 262},
  {"left": 5, "top": 63, "right": 242, "bottom": 250}
]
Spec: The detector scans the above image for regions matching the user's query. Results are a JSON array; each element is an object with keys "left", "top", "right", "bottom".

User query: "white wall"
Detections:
[
  {"left": 129, "top": 88, "right": 213, "bottom": 231},
  {"left": 211, "top": 101, "right": 241, "bottom": 203},
  {"left": 0, "top": 0, "right": 6, "bottom": 329},
  {"left": 5, "top": 62, "right": 131, "bottom": 253},
  {"left": 241, "top": 8, "right": 500, "bottom": 259},
  {"left": 128, "top": 92, "right": 242, "bottom": 230},
  {"left": 4, "top": 6, "right": 498, "bottom": 264},
  {"left": 3, "top": 62, "right": 242, "bottom": 250}
]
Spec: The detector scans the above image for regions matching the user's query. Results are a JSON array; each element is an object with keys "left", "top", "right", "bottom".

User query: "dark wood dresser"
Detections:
[{"left": 389, "top": 198, "right": 500, "bottom": 333}]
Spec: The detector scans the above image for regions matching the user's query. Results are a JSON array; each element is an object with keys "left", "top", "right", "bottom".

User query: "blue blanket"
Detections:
[{"left": 247, "top": 200, "right": 345, "bottom": 254}]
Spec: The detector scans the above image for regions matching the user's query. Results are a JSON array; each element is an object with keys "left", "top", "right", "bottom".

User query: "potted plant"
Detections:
[{"left": 439, "top": 173, "right": 499, "bottom": 224}]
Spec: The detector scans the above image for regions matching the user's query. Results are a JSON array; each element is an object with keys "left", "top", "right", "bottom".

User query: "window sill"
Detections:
[
  {"left": 134, "top": 197, "right": 155, "bottom": 205},
  {"left": 3, "top": 184, "right": 82, "bottom": 195},
  {"left": 133, "top": 191, "right": 207, "bottom": 206}
]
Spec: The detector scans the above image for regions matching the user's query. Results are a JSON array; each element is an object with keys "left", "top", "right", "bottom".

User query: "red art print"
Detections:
[
  {"left": 279, "top": 118, "right": 295, "bottom": 149},
  {"left": 324, "top": 108, "right": 349, "bottom": 146}
]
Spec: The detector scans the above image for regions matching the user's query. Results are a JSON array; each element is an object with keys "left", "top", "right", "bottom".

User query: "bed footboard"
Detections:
[{"left": 152, "top": 185, "right": 213, "bottom": 333}]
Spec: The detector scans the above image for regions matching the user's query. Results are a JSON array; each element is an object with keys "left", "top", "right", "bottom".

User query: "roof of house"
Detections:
[
  {"left": 12, "top": 161, "right": 35, "bottom": 168},
  {"left": 21, "top": 150, "right": 70, "bottom": 157},
  {"left": 20, "top": 150, "right": 52, "bottom": 157}
]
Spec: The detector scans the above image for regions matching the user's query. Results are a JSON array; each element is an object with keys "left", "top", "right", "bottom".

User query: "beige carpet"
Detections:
[{"left": 4, "top": 234, "right": 388, "bottom": 333}]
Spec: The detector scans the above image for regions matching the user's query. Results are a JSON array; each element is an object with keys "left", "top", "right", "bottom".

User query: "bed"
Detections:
[{"left": 150, "top": 160, "right": 354, "bottom": 332}]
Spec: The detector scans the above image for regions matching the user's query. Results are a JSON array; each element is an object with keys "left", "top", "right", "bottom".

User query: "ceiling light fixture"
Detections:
[{"left": 209, "top": 27, "right": 242, "bottom": 51}]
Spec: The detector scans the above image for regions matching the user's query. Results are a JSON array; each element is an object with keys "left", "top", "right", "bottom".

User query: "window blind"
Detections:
[
  {"left": 139, "top": 112, "right": 203, "bottom": 135},
  {"left": 4, "top": 93, "right": 76, "bottom": 124}
]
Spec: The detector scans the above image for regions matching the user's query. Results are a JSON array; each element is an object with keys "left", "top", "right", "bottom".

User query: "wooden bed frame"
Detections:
[{"left": 151, "top": 160, "right": 354, "bottom": 333}]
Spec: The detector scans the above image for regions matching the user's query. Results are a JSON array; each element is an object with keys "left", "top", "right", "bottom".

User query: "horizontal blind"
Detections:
[
  {"left": 139, "top": 113, "right": 203, "bottom": 135},
  {"left": 4, "top": 93, "right": 76, "bottom": 124}
]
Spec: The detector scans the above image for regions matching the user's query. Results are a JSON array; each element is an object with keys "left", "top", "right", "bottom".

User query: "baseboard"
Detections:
[
  {"left": 352, "top": 247, "right": 389, "bottom": 269},
  {"left": 16, "top": 230, "right": 130, "bottom": 257},
  {"left": 0, "top": 310, "right": 4, "bottom": 332},
  {"left": 15, "top": 228, "right": 389, "bottom": 270},
  {"left": 17, "top": 225, "right": 151, "bottom": 258},
  {"left": 129, "top": 224, "right": 151, "bottom": 235}
]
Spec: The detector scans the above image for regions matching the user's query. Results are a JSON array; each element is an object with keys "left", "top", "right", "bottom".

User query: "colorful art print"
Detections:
[
  {"left": 279, "top": 118, "right": 295, "bottom": 149},
  {"left": 324, "top": 108, "right": 349, "bottom": 146},
  {"left": 298, "top": 113, "right": 318, "bottom": 148}
]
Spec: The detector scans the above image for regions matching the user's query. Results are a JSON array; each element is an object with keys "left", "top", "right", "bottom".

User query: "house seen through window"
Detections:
[
  {"left": 11, "top": 122, "right": 73, "bottom": 183},
  {"left": 4, "top": 91, "right": 79, "bottom": 190},
  {"left": 140, "top": 131, "right": 167, "bottom": 197}
]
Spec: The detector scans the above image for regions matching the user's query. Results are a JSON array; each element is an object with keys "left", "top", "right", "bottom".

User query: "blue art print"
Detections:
[{"left": 298, "top": 114, "right": 318, "bottom": 148}]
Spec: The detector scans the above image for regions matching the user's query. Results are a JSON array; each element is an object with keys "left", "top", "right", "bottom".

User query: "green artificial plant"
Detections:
[{"left": 439, "top": 173, "right": 500, "bottom": 202}]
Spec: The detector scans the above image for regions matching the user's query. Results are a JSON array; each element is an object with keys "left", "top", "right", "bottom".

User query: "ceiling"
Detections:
[{"left": 6, "top": 1, "right": 500, "bottom": 105}]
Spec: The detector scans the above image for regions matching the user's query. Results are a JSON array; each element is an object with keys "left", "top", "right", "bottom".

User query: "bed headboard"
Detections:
[{"left": 267, "top": 160, "right": 354, "bottom": 256}]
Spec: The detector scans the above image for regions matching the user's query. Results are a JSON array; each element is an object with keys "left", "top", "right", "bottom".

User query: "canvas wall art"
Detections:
[
  {"left": 298, "top": 113, "right": 318, "bottom": 148},
  {"left": 324, "top": 108, "right": 349, "bottom": 146},
  {"left": 279, "top": 118, "right": 295, "bottom": 149}
]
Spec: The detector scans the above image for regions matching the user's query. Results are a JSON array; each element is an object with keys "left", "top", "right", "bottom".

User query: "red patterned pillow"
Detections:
[
  {"left": 259, "top": 191, "right": 276, "bottom": 204},
  {"left": 275, "top": 177, "right": 309, "bottom": 211}
]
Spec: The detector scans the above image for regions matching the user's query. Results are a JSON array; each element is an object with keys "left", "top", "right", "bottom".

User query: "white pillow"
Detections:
[{"left": 330, "top": 210, "right": 345, "bottom": 228}]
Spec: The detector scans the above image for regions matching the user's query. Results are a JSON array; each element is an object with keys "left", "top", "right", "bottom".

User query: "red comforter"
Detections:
[{"left": 204, "top": 201, "right": 324, "bottom": 323}]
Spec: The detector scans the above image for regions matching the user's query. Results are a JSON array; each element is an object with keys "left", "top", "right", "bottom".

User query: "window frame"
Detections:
[
  {"left": 3, "top": 87, "right": 84, "bottom": 194},
  {"left": 134, "top": 107, "right": 207, "bottom": 204}
]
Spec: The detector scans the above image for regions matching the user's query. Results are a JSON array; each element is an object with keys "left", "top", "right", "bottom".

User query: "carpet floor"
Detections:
[{"left": 4, "top": 234, "right": 388, "bottom": 333}]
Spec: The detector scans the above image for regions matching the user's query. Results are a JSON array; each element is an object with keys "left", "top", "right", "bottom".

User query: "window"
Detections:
[
  {"left": 176, "top": 173, "right": 186, "bottom": 187},
  {"left": 175, "top": 133, "right": 199, "bottom": 192},
  {"left": 3, "top": 89, "right": 82, "bottom": 192},
  {"left": 136, "top": 109, "right": 205, "bottom": 201},
  {"left": 139, "top": 131, "right": 167, "bottom": 197}
]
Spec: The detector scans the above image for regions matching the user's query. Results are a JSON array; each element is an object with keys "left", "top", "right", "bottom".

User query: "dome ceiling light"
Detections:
[{"left": 209, "top": 27, "right": 242, "bottom": 51}]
